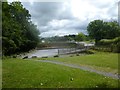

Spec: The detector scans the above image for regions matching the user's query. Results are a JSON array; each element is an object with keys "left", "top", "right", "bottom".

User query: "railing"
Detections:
[{"left": 58, "top": 47, "right": 90, "bottom": 55}]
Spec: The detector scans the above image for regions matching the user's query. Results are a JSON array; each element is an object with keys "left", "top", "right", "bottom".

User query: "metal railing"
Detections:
[{"left": 58, "top": 47, "right": 90, "bottom": 55}]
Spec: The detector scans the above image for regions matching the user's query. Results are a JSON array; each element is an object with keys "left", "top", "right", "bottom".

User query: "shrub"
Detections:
[
  {"left": 76, "top": 53, "right": 79, "bottom": 56},
  {"left": 54, "top": 55, "right": 59, "bottom": 57},
  {"left": 42, "top": 56, "right": 48, "bottom": 58},
  {"left": 79, "top": 50, "right": 94, "bottom": 54},
  {"left": 98, "top": 39, "right": 114, "bottom": 46},
  {"left": 97, "top": 37, "right": 120, "bottom": 53}
]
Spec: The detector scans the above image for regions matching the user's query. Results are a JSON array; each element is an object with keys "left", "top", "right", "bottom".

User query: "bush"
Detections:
[
  {"left": 54, "top": 55, "right": 59, "bottom": 57},
  {"left": 42, "top": 56, "right": 48, "bottom": 58},
  {"left": 79, "top": 50, "right": 95, "bottom": 54},
  {"left": 98, "top": 39, "right": 114, "bottom": 46},
  {"left": 97, "top": 37, "right": 120, "bottom": 53}
]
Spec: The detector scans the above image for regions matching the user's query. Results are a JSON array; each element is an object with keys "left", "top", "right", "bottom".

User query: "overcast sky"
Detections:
[{"left": 8, "top": 0, "right": 119, "bottom": 37}]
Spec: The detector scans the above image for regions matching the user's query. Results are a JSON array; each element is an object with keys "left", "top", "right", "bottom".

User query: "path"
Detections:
[{"left": 35, "top": 60, "right": 119, "bottom": 79}]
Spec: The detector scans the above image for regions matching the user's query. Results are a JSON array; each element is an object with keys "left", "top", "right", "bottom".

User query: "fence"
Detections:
[{"left": 58, "top": 47, "right": 89, "bottom": 55}]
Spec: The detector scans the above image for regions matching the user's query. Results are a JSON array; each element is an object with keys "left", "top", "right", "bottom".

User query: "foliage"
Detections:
[
  {"left": 44, "top": 36, "right": 68, "bottom": 43},
  {"left": 87, "top": 20, "right": 120, "bottom": 44},
  {"left": 43, "top": 33, "right": 89, "bottom": 43},
  {"left": 2, "top": 1, "right": 40, "bottom": 55},
  {"left": 75, "top": 33, "right": 86, "bottom": 41},
  {"left": 97, "top": 37, "right": 120, "bottom": 53},
  {"left": 64, "top": 34, "right": 76, "bottom": 41},
  {"left": 98, "top": 39, "right": 114, "bottom": 46},
  {"left": 87, "top": 20, "right": 104, "bottom": 44}
]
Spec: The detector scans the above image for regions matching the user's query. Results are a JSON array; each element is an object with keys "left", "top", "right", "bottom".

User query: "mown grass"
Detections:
[
  {"left": 38, "top": 51, "right": 119, "bottom": 74},
  {"left": 0, "top": 60, "right": 2, "bottom": 89},
  {"left": 2, "top": 58, "right": 118, "bottom": 88}
]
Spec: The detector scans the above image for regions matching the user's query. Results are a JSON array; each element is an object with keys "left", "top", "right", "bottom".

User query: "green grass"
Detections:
[
  {"left": 0, "top": 60, "right": 2, "bottom": 89},
  {"left": 2, "top": 58, "right": 118, "bottom": 88},
  {"left": 38, "top": 51, "right": 119, "bottom": 74}
]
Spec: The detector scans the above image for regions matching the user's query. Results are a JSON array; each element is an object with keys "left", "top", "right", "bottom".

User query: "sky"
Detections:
[{"left": 8, "top": 0, "right": 119, "bottom": 37}]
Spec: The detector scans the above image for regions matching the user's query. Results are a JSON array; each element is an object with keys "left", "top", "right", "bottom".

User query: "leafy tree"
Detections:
[
  {"left": 87, "top": 20, "right": 120, "bottom": 44},
  {"left": 75, "top": 33, "right": 86, "bottom": 41},
  {"left": 64, "top": 35, "right": 76, "bottom": 41},
  {"left": 87, "top": 20, "right": 104, "bottom": 44},
  {"left": 2, "top": 1, "right": 40, "bottom": 55},
  {"left": 104, "top": 21, "right": 120, "bottom": 39}
]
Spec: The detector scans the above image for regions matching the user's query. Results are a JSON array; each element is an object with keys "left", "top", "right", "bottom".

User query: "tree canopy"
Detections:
[
  {"left": 2, "top": 1, "right": 40, "bottom": 55},
  {"left": 87, "top": 20, "right": 120, "bottom": 44},
  {"left": 75, "top": 33, "right": 86, "bottom": 41}
]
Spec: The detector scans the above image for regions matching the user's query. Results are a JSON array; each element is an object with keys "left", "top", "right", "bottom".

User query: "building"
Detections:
[{"left": 118, "top": 1, "right": 120, "bottom": 25}]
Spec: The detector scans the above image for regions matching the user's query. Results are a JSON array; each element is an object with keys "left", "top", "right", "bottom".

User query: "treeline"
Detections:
[
  {"left": 87, "top": 20, "right": 120, "bottom": 44},
  {"left": 2, "top": 1, "right": 40, "bottom": 55},
  {"left": 43, "top": 33, "right": 89, "bottom": 43},
  {"left": 87, "top": 20, "right": 120, "bottom": 53},
  {"left": 64, "top": 33, "right": 90, "bottom": 41}
]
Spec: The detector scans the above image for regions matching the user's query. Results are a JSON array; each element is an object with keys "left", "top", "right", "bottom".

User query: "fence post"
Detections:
[{"left": 58, "top": 49, "right": 59, "bottom": 55}]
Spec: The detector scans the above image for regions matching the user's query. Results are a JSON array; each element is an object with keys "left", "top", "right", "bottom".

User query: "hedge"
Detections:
[{"left": 97, "top": 37, "right": 120, "bottom": 53}]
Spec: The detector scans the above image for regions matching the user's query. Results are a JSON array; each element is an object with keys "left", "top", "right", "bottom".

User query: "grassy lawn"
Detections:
[
  {"left": 2, "top": 58, "right": 118, "bottom": 88},
  {"left": 38, "top": 51, "right": 119, "bottom": 74},
  {"left": 0, "top": 60, "right": 2, "bottom": 89}
]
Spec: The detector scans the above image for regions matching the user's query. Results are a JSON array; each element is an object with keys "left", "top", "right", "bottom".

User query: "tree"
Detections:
[
  {"left": 105, "top": 21, "right": 120, "bottom": 39},
  {"left": 87, "top": 20, "right": 104, "bottom": 44},
  {"left": 2, "top": 1, "right": 40, "bottom": 55},
  {"left": 87, "top": 20, "right": 120, "bottom": 44},
  {"left": 75, "top": 33, "right": 86, "bottom": 41},
  {"left": 64, "top": 35, "right": 76, "bottom": 41}
]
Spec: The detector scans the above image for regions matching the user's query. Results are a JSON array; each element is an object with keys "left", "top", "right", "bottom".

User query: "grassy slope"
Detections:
[
  {"left": 2, "top": 58, "right": 118, "bottom": 88},
  {"left": 0, "top": 60, "right": 2, "bottom": 89},
  {"left": 38, "top": 51, "right": 119, "bottom": 74}
]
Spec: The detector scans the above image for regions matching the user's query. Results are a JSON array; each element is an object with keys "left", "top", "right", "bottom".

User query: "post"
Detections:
[{"left": 58, "top": 49, "right": 59, "bottom": 56}]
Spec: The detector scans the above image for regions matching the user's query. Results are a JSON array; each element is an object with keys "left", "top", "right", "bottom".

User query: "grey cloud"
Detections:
[
  {"left": 23, "top": 2, "right": 64, "bottom": 25},
  {"left": 38, "top": 18, "right": 88, "bottom": 37},
  {"left": 40, "top": 29, "right": 79, "bottom": 37},
  {"left": 22, "top": 2, "right": 89, "bottom": 37},
  {"left": 22, "top": 0, "right": 118, "bottom": 37},
  {"left": 23, "top": 2, "right": 75, "bottom": 25}
]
